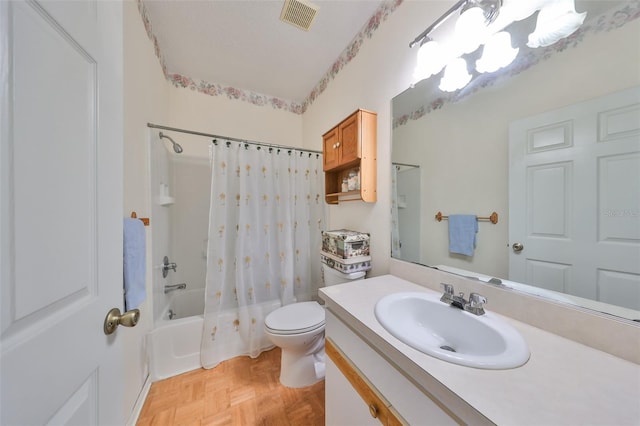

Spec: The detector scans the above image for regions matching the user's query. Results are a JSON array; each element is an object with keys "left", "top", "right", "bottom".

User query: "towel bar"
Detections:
[
  {"left": 131, "top": 211, "right": 150, "bottom": 226},
  {"left": 435, "top": 211, "right": 498, "bottom": 224}
]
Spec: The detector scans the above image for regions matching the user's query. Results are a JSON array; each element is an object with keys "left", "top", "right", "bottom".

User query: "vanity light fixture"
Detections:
[
  {"left": 439, "top": 57, "right": 472, "bottom": 92},
  {"left": 412, "top": 40, "right": 447, "bottom": 83},
  {"left": 454, "top": 5, "right": 491, "bottom": 54},
  {"left": 476, "top": 31, "right": 519, "bottom": 73},
  {"left": 410, "top": 0, "right": 586, "bottom": 91},
  {"left": 527, "top": 1, "right": 586, "bottom": 48}
]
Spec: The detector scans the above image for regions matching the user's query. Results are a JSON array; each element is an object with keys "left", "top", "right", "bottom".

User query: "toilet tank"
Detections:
[{"left": 322, "top": 264, "right": 366, "bottom": 286}]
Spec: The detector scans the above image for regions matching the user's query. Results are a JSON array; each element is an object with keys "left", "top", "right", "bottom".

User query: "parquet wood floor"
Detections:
[{"left": 136, "top": 347, "right": 325, "bottom": 426}]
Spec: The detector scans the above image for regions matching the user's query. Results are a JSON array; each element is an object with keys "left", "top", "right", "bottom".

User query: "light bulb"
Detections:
[
  {"left": 454, "top": 7, "right": 488, "bottom": 54},
  {"left": 527, "top": 1, "right": 586, "bottom": 48},
  {"left": 412, "top": 40, "right": 446, "bottom": 84},
  {"left": 476, "top": 31, "right": 519, "bottom": 73},
  {"left": 439, "top": 58, "right": 472, "bottom": 92}
]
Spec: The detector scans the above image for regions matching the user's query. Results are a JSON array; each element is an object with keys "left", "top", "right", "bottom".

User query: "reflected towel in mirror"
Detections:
[{"left": 448, "top": 214, "right": 478, "bottom": 256}]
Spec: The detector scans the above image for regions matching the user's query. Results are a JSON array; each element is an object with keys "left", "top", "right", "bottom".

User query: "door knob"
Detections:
[
  {"left": 104, "top": 308, "right": 140, "bottom": 335},
  {"left": 512, "top": 242, "right": 524, "bottom": 252}
]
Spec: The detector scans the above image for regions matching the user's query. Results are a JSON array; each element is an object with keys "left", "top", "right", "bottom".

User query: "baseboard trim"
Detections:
[{"left": 126, "top": 375, "right": 152, "bottom": 426}]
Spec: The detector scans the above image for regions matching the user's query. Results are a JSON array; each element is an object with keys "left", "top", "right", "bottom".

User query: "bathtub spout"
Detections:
[{"left": 164, "top": 283, "right": 186, "bottom": 294}]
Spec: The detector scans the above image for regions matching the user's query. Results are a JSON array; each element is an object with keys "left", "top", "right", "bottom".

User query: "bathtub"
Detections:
[
  {"left": 148, "top": 288, "right": 205, "bottom": 381},
  {"left": 148, "top": 288, "right": 287, "bottom": 380}
]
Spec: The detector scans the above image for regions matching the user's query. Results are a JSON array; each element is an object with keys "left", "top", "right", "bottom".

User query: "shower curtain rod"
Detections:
[
  {"left": 393, "top": 162, "right": 420, "bottom": 168},
  {"left": 147, "top": 123, "right": 322, "bottom": 154}
]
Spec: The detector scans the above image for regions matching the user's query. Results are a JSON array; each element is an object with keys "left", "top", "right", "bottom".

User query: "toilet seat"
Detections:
[{"left": 265, "top": 302, "right": 325, "bottom": 335}]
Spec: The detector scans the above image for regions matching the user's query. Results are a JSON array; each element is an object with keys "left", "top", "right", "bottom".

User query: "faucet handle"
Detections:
[
  {"left": 441, "top": 283, "right": 454, "bottom": 295},
  {"left": 469, "top": 293, "right": 487, "bottom": 306},
  {"left": 466, "top": 293, "right": 487, "bottom": 315},
  {"left": 440, "top": 283, "right": 455, "bottom": 305}
]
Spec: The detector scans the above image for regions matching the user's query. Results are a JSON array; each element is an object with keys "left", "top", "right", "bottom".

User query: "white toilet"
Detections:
[{"left": 264, "top": 264, "right": 365, "bottom": 388}]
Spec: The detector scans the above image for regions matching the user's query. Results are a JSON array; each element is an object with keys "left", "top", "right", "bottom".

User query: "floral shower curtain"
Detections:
[{"left": 201, "top": 141, "right": 325, "bottom": 368}]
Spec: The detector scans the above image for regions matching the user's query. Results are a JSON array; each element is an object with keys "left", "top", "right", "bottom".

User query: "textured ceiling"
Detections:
[{"left": 142, "top": 0, "right": 386, "bottom": 105}]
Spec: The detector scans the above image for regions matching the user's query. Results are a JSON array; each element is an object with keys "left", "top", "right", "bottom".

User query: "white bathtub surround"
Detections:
[
  {"left": 148, "top": 288, "right": 205, "bottom": 380},
  {"left": 201, "top": 142, "right": 326, "bottom": 368},
  {"left": 320, "top": 275, "right": 640, "bottom": 424},
  {"left": 148, "top": 315, "right": 202, "bottom": 381},
  {"left": 163, "top": 287, "right": 205, "bottom": 320}
]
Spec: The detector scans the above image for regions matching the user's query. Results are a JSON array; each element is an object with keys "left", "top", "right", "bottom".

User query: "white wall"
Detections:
[
  {"left": 301, "top": 1, "right": 454, "bottom": 277},
  {"left": 171, "top": 157, "right": 211, "bottom": 291},
  {"left": 167, "top": 85, "right": 305, "bottom": 155},
  {"left": 122, "top": 0, "right": 170, "bottom": 419}
]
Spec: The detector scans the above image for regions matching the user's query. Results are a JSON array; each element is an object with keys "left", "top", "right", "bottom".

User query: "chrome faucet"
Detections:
[
  {"left": 164, "top": 283, "right": 186, "bottom": 294},
  {"left": 162, "top": 256, "right": 177, "bottom": 278},
  {"left": 440, "top": 283, "right": 487, "bottom": 315}
]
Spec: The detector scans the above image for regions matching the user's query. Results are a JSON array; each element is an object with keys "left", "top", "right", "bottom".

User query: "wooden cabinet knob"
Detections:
[{"left": 368, "top": 403, "right": 378, "bottom": 419}]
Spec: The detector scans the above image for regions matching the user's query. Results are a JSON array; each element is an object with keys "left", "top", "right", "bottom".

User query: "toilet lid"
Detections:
[{"left": 264, "top": 302, "right": 325, "bottom": 335}]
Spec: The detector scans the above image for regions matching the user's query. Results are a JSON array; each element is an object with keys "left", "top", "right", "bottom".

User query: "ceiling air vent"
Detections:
[{"left": 279, "top": 0, "right": 319, "bottom": 31}]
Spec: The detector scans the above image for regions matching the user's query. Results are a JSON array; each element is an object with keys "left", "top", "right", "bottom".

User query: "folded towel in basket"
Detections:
[
  {"left": 124, "top": 217, "right": 146, "bottom": 310},
  {"left": 448, "top": 214, "right": 478, "bottom": 257}
]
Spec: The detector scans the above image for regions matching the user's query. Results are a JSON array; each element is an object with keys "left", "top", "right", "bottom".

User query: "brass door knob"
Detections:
[
  {"left": 104, "top": 308, "right": 140, "bottom": 335},
  {"left": 512, "top": 242, "right": 524, "bottom": 253}
]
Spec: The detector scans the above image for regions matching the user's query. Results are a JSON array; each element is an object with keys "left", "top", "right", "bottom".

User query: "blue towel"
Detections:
[
  {"left": 124, "top": 218, "right": 146, "bottom": 310},
  {"left": 448, "top": 215, "right": 478, "bottom": 257}
]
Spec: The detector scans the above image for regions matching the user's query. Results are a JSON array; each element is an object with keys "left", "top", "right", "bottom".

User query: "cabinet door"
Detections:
[
  {"left": 326, "top": 357, "right": 381, "bottom": 426},
  {"left": 339, "top": 112, "right": 360, "bottom": 165},
  {"left": 323, "top": 127, "right": 341, "bottom": 171}
]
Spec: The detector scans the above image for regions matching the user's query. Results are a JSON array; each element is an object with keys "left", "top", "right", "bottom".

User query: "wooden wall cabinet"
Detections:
[{"left": 322, "top": 109, "right": 377, "bottom": 204}]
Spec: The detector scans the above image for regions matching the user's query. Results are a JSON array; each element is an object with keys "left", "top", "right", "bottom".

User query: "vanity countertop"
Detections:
[{"left": 319, "top": 274, "right": 640, "bottom": 425}]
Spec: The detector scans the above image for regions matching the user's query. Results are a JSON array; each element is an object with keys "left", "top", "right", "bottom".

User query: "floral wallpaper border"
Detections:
[
  {"left": 392, "top": 1, "right": 640, "bottom": 129},
  {"left": 137, "top": 0, "right": 403, "bottom": 115}
]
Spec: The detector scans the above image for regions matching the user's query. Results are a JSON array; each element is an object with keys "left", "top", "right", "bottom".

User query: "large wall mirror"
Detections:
[{"left": 391, "top": 0, "right": 640, "bottom": 322}]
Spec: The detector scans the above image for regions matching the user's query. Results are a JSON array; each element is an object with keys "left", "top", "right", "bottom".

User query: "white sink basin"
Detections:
[{"left": 374, "top": 292, "right": 530, "bottom": 369}]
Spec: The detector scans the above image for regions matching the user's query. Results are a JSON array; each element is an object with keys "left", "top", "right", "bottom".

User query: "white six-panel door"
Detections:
[
  {"left": 509, "top": 86, "right": 640, "bottom": 310},
  {"left": 1, "top": 1, "right": 124, "bottom": 424}
]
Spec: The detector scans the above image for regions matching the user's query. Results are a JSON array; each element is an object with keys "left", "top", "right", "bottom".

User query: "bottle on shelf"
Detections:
[{"left": 347, "top": 170, "right": 356, "bottom": 191}]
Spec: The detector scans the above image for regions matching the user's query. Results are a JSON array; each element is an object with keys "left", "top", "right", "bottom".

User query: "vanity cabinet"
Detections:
[
  {"left": 322, "top": 109, "right": 377, "bottom": 204},
  {"left": 325, "top": 311, "right": 458, "bottom": 426},
  {"left": 326, "top": 340, "right": 402, "bottom": 426}
]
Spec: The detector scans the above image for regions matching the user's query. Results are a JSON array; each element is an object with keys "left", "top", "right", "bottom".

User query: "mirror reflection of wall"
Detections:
[
  {"left": 391, "top": 1, "right": 640, "bottom": 319},
  {"left": 392, "top": 164, "right": 421, "bottom": 263}
]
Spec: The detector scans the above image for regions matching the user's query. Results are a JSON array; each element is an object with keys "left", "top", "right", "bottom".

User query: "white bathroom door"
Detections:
[
  {"left": 1, "top": 1, "right": 125, "bottom": 424},
  {"left": 509, "top": 87, "right": 640, "bottom": 308}
]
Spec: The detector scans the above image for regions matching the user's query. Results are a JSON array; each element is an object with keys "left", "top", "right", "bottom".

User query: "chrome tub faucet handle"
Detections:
[{"left": 162, "top": 255, "right": 178, "bottom": 278}]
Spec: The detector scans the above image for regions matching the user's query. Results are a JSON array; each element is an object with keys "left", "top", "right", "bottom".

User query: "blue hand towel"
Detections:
[
  {"left": 448, "top": 215, "right": 478, "bottom": 257},
  {"left": 124, "top": 218, "right": 146, "bottom": 310}
]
